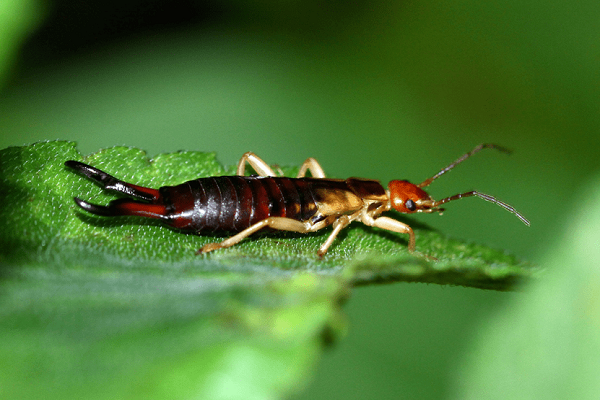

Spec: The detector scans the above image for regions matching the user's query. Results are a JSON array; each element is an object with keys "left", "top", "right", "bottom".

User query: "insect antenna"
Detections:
[
  {"left": 432, "top": 190, "right": 530, "bottom": 226},
  {"left": 417, "top": 144, "right": 511, "bottom": 188}
]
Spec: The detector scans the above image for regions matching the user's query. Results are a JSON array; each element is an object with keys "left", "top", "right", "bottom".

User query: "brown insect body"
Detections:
[
  {"left": 157, "top": 176, "right": 387, "bottom": 233},
  {"left": 66, "top": 144, "right": 529, "bottom": 256}
]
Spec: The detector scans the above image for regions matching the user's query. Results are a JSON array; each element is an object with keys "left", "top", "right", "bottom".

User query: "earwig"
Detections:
[{"left": 65, "top": 144, "right": 529, "bottom": 256}]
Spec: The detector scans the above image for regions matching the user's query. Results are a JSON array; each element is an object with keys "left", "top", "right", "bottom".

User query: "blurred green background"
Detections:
[{"left": 1, "top": 0, "right": 598, "bottom": 398}]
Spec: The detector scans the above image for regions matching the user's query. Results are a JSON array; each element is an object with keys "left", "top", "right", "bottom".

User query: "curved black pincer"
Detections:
[
  {"left": 72, "top": 197, "right": 115, "bottom": 216},
  {"left": 64, "top": 160, "right": 156, "bottom": 201}
]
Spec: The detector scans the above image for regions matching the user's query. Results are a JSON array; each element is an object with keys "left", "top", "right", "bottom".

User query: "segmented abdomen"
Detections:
[{"left": 159, "top": 176, "right": 320, "bottom": 232}]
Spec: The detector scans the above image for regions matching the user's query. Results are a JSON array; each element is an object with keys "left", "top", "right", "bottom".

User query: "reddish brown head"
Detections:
[{"left": 388, "top": 180, "right": 437, "bottom": 214}]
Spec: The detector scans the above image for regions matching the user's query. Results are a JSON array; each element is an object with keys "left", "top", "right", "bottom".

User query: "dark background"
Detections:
[{"left": 1, "top": 0, "right": 598, "bottom": 398}]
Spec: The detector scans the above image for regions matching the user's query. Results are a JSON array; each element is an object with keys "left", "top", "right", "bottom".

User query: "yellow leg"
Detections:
[
  {"left": 197, "top": 217, "right": 312, "bottom": 254},
  {"left": 237, "top": 152, "right": 327, "bottom": 179},
  {"left": 366, "top": 216, "right": 416, "bottom": 252},
  {"left": 317, "top": 215, "right": 352, "bottom": 257},
  {"left": 236, "top": 152, "right": 277, "bottom": 177},
  {"left": 297, "top": 157, "right": 326, "bottom": 178}
]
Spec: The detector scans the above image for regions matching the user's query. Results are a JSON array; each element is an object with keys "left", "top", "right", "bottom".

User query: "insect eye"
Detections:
[{"left": 405, "top": 199, "right": 416, "bottom": 211}]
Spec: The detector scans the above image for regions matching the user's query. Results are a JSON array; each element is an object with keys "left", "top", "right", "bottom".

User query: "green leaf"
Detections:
[
  {"left": 0, "top": 141, "right": 536, "bottom": 399},
  {"left": 455, "top": 174, "right": 600, "bottom": 400}
]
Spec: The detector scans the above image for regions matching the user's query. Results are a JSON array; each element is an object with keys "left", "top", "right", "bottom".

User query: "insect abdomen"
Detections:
[{"left": 160, "top": 176, "right": 320, "bottom": 232}]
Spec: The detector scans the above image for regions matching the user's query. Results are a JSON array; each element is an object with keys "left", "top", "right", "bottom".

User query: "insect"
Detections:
[{"left": 65, "top": 144, "right": 529, "bottom": 256}]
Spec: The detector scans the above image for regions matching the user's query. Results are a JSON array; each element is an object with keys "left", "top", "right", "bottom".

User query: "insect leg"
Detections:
[
  {"left": 367, "top": 216, "right": 416, "bottom": 252},
  {"left": 236, "top": 152, "right": 278, "bottom": 177},
  {"left": 316, "top": 215, "right": 352, "bottom": 257},
  {"left": 297, "top": 158, "right": 326, "bottom": 178},
  {"left": 197, "top": 217, "right": 313, "bottom": 254}
]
